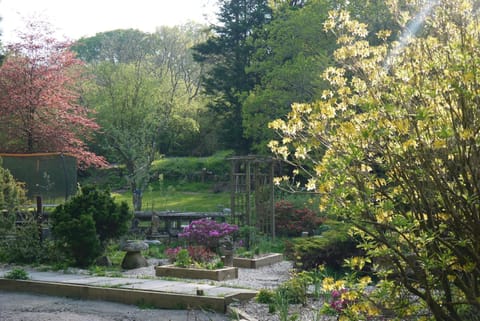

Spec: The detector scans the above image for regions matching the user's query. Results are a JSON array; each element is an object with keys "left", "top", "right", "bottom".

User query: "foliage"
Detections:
[
  {"left": 275, "top": 200, "right": 325, "bottom": 236},
  {"left": 174, "top": 248, "right": 192, "bottom": 268},
  {"left": 4, "top": 268, "right": 29, "bottom": 280},
  {"left": 256, "top": 288, "right": 275, "bottom": 304},
  {"left": 269, "top": 0, "right": 480, "bottom": 319},
  {"left": 178, "top": 218, "right": 238, "bottom": 251},
  {"left": 0, "top": 160, "right": 26, "bottom": 223},
  {"left": 285, "top": 220, "right": 359, "bottom": 271},
  {"left": 78, "top": 25, "right": 207, "bottom": 210},
  {"left": 0, "top": 164, "right": 43, "bottom": 263},
  {"left": 149, "top": 150, "right": 233, "bottom": 183},
  {"left": 277, "top": 271, "right": 310, "bottom": 305},
  {"left": 185, "top": 245, "right": 217, "bottom": 264},
  {"left": 0, "top": 20, "right": 106, "bottom": 168},
  {"left": 193, "top": 0, "right": 272, "bottom": 153},
  {"left": 0, "top": 212, "right": 44, "bottom": 264},
  {"left": 319, "top": 267, "right": 379, "bottom": 320},
  {"left": 50, "top": 185, "right": 131, "bottom": 267},
  {"left": 243, "top": 0, "right": 335, "bottom": 153},
  {"left": 165, "top": 246, "right": 183, "bottom": 263},
  {"left": 165, "top": 245, "right": 224, "bottom": 270}
]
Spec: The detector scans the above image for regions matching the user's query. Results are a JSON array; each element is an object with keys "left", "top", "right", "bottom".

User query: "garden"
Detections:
[
  {"left": 0, "top": 155, "right": 364, "bottom": 320},
  {"left": 2, "top": 0, "right": 480, "bottom": 320}
]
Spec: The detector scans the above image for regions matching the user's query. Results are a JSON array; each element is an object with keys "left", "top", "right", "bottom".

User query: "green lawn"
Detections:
[{"left": 112, "top": 190, "right": 230, "bottom": 212}]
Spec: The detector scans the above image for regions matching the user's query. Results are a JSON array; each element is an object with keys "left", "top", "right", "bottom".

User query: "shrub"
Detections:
[
  {"left": 165, "top": 246, "right": 182, "bottom": 263},
  {"left": 149, "top": 150, "right": 233, "bottom": 184},
  {"left": 275, "top": 200, "right": 325, "bottom": 237},
  {"left": 174, "top": 248, "right": 191, "bottom": 268},
  {"left": 0, "top": 213, "right": 43, "bottom": 263},
  {"left": 256, "top": 288, "right": 275, "bottom": 304},
  {"left": 0, "top": 162, "right": 27, "bottom": 251},
  {"left": 186, "top": 245, "right": 216, "bottom": 264},
  {"left": 50, "top": 185, "right": 131, "bottom": 267},
  {"left": 0, "top": 160, "right": 26, "bottom": 213},
  {"left": 166, "top": 245, "right": 221, "bottom": 269},
  {"left": 285, "top": 220, "right": 362, "bottom": 270},
  {"left": 179, "top": 218, "right": 238, "bottom": 251},
  {"left": 4, "top": 268, "right": 29, "bottom": 280}
]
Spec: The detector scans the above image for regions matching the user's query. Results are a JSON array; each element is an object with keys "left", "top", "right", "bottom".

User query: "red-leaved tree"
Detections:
[{"left": 0, "top": 20, "right": 106, "bottom": 168}]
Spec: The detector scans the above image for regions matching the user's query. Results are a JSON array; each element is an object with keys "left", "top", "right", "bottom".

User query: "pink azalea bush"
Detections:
[{"left": 179, "top": 218, "right": 238, "bottom": 250}]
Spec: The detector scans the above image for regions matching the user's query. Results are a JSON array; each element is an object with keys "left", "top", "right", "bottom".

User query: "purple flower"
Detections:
[{"left": 178, "top": 218, "right": 238, "bottom": 251}]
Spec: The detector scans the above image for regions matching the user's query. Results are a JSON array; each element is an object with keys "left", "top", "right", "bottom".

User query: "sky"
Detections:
[{"left": 0, "top": 0, "right": 218, "bottom": 43}]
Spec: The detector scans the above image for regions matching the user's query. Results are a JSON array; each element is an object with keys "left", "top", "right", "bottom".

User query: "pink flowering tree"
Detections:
[{"left": 0, "top": 19, "right": 106, "bottom": 168}]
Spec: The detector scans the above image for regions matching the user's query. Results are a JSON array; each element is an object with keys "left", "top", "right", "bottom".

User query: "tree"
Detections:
[
  {"left": 0, "top": 20, "right": 106, "bottom": 168},
  {"left": 243, "top": 0, "right": 336, "bottom": 153},
  {"left": 193, "top": 0, "right": 272, "bottom": 153},
  {"left": 270, "top": 0, "right": 480, "bottom": 319},
  {"left": 77, "top": 26, "right": 207, "bottom": 210}
]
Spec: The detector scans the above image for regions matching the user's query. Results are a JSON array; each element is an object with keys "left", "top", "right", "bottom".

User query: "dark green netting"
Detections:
[{"left": 1, "top": 153, "right": 77, "bottom": 202}]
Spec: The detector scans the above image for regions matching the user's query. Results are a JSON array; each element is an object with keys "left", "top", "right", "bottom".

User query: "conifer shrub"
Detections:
[
  {"left": 285, "top": 220, "right": 362, "bottom": 270},
  {"left": 50, "top": 185, "right": 131, "bottom": 267}
]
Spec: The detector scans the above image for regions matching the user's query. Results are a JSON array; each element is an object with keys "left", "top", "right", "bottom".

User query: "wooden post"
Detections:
[{"left": 271, "top": 160, "right": 276, "bottom": 242}]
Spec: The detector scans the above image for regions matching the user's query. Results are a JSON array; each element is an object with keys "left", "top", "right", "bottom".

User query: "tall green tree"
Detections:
[
  {"left": 193, "top": 0, "right": 272, "bottom": 153},
  {"left": 77, "top": 26, "right": 207, "bottom": 210},
  {"left": 270, "top": 0, "right": 480, "bottom": 319},
  {"left": 243, "top": 0, "right": 336, "bottom": 153}
]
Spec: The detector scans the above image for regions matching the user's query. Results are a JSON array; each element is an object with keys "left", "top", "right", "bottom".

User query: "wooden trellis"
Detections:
[{"left": 229, "top": 156, "right": 276, "bottom": 243}]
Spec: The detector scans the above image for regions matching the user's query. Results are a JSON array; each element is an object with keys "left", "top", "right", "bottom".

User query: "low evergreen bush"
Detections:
[
  {"left": 50, "top": 185, "right": 131, "bottom": 267},
  {"left": 285, "top": 220, "right": 362, "bottom": 270}
]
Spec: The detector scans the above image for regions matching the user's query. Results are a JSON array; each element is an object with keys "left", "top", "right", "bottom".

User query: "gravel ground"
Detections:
[
  {"left": 0, "top": 259, "right": 335, "bottom": 321},
  {"left": 0, "top": 291, "right": 228, "bottom": 321}
]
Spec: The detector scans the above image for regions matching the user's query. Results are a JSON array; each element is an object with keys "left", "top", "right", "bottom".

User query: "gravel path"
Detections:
[
  {"left": 0, "top": 291, "right": 227, "bottom": 321},
  {"left": 1, "top": 260, "right": 334, "bottom": 321},
  {"left": 0, "top": 259, "right": 294, "bottom": 321}
]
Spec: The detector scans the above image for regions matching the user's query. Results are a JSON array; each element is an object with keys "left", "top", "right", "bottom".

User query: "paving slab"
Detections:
[
  {"left": 121, "top": 279, "right": 185, "bottom": 290},
  {"left": 24, "top": 271, "right": 93, "bottom": 283},
  {"left": 0, "top": 267, "right": 257, "bottom": 313},
  {"left": 73, "top": 277, "right": 147, "bottom": 287}
]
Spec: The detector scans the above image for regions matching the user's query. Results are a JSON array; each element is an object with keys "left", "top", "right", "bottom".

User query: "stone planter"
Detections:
[
  {"left": 233, "top": 253, "right": 283, "bottom": 269},
  {"left": 155, "top": 265, "right": 238, "bottom": 281}
]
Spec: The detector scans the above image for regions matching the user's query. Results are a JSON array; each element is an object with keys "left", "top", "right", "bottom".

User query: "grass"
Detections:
[{"left": 112, "top": 188, "right": 230, "bottom": 212}]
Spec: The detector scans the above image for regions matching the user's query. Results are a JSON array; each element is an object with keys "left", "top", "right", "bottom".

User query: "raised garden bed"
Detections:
[
  {"left": 233, "top": 253, "right": 283, "bottom": 269},
  {"left": 155, "top": 265, "right": 238, "bottom": 281}
]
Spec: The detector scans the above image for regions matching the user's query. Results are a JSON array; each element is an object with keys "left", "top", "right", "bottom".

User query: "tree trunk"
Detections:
[{"left": 131, "top": 182, "right": 142, "bottom": 211}]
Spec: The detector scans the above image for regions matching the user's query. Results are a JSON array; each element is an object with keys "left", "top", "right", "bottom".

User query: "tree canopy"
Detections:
[
  {"left": 0, "top": 20, "right": 106, "bottom": 168},
  {"left": 243, "top": 0, "right": 336, "bottom": 153},
  {"left": 270, "top": 0, "right": 480, "bottom": 319},
  {"left": 77, "top": 26, "right": 207, "bottom": 210},
  {"left": 193, "top": 0, "right": 272, "bottom": 153}
]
